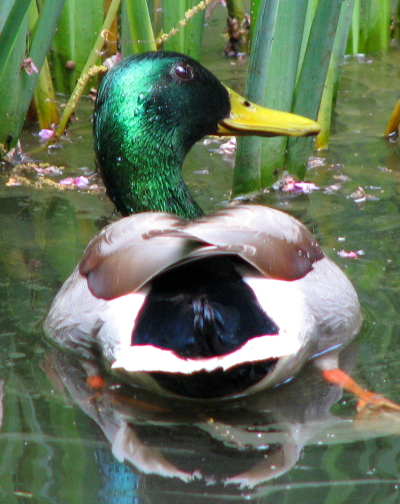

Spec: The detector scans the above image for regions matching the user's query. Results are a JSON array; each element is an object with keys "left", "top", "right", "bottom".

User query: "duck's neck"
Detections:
[{"left": 94, "top": 117, "right": 204, "bottom": 220}]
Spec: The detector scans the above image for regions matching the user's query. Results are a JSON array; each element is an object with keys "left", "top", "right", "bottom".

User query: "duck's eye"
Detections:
[{"left": 174, "top": 63, "right": 194, "bottom": 81}]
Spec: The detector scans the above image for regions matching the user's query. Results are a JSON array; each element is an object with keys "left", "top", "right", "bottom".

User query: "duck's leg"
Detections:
[
  {"left": 315, "top": 352, "right": 400, "bottom": 413},
  {"left": 321, "top": 368, "right": 400, "bottom": 413}
]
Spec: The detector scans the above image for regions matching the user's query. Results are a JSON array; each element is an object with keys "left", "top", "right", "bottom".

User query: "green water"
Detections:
[{"left": 1, "top": 7, "right": 400, "bottom": 503}]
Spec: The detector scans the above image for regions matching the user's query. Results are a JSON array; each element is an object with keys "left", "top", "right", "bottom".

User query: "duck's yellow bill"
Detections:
[{"left": 217, "top": 87, "right": 321, "bottom": 137}]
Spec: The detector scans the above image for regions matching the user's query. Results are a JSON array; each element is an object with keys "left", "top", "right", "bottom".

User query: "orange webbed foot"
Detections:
[{"left": 321, "top": 368, "right": 400, "bottom": 414}]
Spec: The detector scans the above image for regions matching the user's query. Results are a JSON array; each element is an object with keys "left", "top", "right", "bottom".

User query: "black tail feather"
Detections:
[{"left": 132, "top": 257, "right": 279, "bottom": 358}]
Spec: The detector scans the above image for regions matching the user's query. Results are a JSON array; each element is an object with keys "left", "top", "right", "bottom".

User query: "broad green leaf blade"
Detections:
[
  {"left": 162, "top": 0, "right": 206, "bottom": 60},
  {"left": 20, "top": 0, "right": 66, "bottom": 119},
  {"left": 233, "top": 0, "right": 280, "bottom": 196},
  {"left": 120, "top": 0, "right": 133, "bottom": 58},
  {"left": 184, "top": 0, "right": 206, "bottom": 61},
  {"left": 316, "top": 0, "right": 355, "bottom": 150},
  {"left": 55, "top": 0, "right": 122, "bottom": 137},
  {"left": 358, "top": 0, "right": 390, "bottom": 53},
  {"left": 0, "top": 2, "right": 30, "bottom": 148},
  {"left": 259, "top": 0, "right": 309, "bottom": 187},
  {"left": 34, "top": 59, "right": 60, "bottom": 129},
  {"left": 285, "top": 0, "right": 343, "bottom": 176},
  {"left": 347, "top": 0, "right": 360, "bottom": 54},
  {"left": 0, "top": 0, "right": 31, "bottom": 76},
  {"left": 51, "top": 0, "right": 104, "bottom": 95},
  {"left": 0, "top": 0, "right": 65, "bottom": 148},
  {"left": 163, "top": 0, "right": 186, "bottom": 53},
  {"left": 50, "top": 0, "right": 75, "bottom": 95},
  {"left": 124, "top": 0, "right": 156, "bottom": 53},
  {"left": 296, "top": 0, "right": 318, "bottom": 75},
  {"left": 29, "top": 1, "right": 60, "bottom": 130}
]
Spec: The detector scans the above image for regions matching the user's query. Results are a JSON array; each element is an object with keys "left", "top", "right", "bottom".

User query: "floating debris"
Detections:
[
  {"left": 59, "top": 176, "right": 90, "bottom": 188},
  {"left": 216, "top": 137, "right": 236, "bottom": 154},
  {"left": 6, "top": 175, "right": 59, "bottom": 188},
  {"left": 328, "top": 163, "right": 345, "bottom": 170},
  {"left": 5, "top": 171, "right": 103, "bottom": 193},
  {"left": 13, "top": 491, "right": 33, "bottom": 498},
  {"left": 8, "top": 162, "right": 64, "bottom": 178},
  {"left": 333, "top": 174, "right": 351, "bottom": 182},
  {"left": 6, "top": 176, "right": 23, "bottom": 187},
  {"left": 350, "top": 186, "right": 367, "bottom": 203},
  {"left": 193, "top": 168, "right": 211, "bottom": 175},
  {"left": 307, "top": 156, "right": 325, "bottom": 169},
  {"left": 6, "top": 141, "right": 34, "bottom": 165},
  {"left": 323, "top": 184, "right": 342, "bottom": 194},
  {"left": 290, "top": 181, "right": 319, "bottom": 193},
  {"left": 276, "top": 175, "right": 319, "bottom": 193},
  {"left": 203, "top": 138, "right": 219, "bottom": 146},
  {"left": 273, "top": 173, "right": 319, "bottom": 193},
  {"left": 349, "top": 186, "right": 379, "bottom": 204},
  {"left": 337, "top": 250, "right": 365, "bottom": 259},
  {"left": 38, "top": 129, "right": 55, "bottom": 141}
]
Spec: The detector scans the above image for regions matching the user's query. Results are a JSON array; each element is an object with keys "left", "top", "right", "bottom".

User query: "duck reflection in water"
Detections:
[{"left": 45, "top": 347, "right": 400, "bottom": 500}]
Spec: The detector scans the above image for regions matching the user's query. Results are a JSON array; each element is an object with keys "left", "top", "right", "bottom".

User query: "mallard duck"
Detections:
[{"left": 45, "top": 51, "right": 366, "bottom": 401}]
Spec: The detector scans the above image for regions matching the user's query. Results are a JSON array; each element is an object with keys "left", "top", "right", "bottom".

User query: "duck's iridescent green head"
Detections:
[
  {"left": 94, "top": 52, "right": 231, "bottom": 218},
  {"left": 94, "top": 51, "right": 320, "bottom": 219}
]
